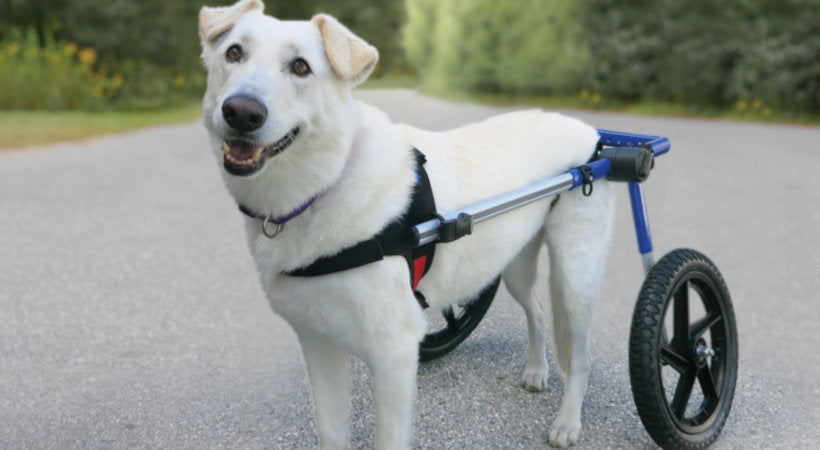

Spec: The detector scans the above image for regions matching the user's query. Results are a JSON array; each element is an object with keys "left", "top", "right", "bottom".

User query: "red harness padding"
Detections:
[
  {"left": 412, "top": 256, "right": 428, "bottom": 291},
  {"left": 284, "top": 148, "right": 437, "bottom": 309}
]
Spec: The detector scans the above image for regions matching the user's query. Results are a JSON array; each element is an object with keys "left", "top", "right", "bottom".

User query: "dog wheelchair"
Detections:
[{"left": 412, "top": 130, "right": 738, "bottom": 449}]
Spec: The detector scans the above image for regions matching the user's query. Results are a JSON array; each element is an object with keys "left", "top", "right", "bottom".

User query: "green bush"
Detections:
[
  {"left": 0, "top": 0, "right": 406, "bottom": 111},
  {"left": 727, "top": 22, "right": 820, "bottom": 114},
  {"left": 0, "top": 29, "right": 121, "bottom": 110},
  {"left": 582, "top": 0, "right": 820, "bottom": 114},
  {"left": 404, "top": 0, "right": 819, "bottom": 115}
]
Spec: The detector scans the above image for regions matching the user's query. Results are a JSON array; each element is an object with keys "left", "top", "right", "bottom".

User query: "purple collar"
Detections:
[{"left": 238, "top": 195, "right": 318, "bottom": 238}]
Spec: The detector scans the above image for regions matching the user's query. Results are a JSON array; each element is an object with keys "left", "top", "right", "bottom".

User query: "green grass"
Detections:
[{"left": 0, "top": 104, "right": 202, "bottom": 150}]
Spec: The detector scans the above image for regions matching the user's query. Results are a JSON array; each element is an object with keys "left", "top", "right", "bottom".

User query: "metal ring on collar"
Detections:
[{"left": 262, "top": 218, "right": 283, "bottom": 238}]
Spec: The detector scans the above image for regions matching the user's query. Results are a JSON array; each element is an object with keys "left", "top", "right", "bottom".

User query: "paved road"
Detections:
[{"left": 2, "top": 89, "right": 818, "bottom": 449}]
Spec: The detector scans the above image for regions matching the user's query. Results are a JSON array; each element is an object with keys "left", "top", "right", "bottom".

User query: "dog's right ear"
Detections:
[{"left": 199, "top": 0, "right": 265, "bottom": 44}]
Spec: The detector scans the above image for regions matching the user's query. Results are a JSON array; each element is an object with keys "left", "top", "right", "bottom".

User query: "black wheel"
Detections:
[
  {"left": 629, "top": 249, "right": 738, "bottom": 449},
  {"left": 419, "top": 276, "right": 500, "bottom": 361}
]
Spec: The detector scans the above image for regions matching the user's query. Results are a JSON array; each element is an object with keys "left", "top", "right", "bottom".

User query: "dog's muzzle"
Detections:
[{"left": 222, "top": 127, "right": 300, "bottom": 176}]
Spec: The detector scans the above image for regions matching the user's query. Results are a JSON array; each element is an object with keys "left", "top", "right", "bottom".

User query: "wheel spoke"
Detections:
[
  {"left": 442, "top": 307, "right": 458, "bottom": 331},
  {"left": 698, "top": 364, "right": 719, "bottom": 400},
  {"left": 670, "top": 370, "right": 696, "bottom": 419},
  {"left": 672, "top": 282, "right": 690, "bottom": 348},
  {"left": 690, "top": 312, "right": 722, "bottom": 340},
  {"left": 661, "top": 344, "right": 691, "bottom": 374}
]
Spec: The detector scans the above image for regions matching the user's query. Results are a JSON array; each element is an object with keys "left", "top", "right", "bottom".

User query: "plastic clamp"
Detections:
[
  {"left": 578, "top": 165, "right": 594, "bottom": 196},
  {"left": 438, "top": 213, "right": 473, "bottom": 243}
]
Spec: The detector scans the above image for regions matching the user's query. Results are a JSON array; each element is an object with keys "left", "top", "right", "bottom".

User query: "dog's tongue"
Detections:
[{"left": 228, "top": 141, "right": 257, "bottom": 161}]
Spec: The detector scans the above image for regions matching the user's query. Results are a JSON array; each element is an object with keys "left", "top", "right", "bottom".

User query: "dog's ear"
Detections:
[
  {"left": 311, "top": 14, "right": 379, "bottom": 85},
  {"left": 199, "top": 0, "right": 265, "bottom": 44}
]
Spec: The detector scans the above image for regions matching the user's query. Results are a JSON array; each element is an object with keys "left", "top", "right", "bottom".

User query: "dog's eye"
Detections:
[
  {"left": 291, "top": 58, "right": 311, "bottom": 77},
  {"left": 225, "top": 45, "right": 243, "bottom": 62}
]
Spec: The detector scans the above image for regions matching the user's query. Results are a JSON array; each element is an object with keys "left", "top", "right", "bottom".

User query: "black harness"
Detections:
[
  {"left": 282, "top": 148, "right": 438, "bottom": 308},
  {"left": 240, "top": 144, "right": 624, "bottom": 310}
]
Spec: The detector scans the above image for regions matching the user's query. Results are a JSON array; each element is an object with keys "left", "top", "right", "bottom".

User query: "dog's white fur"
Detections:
[{"left": 199, "top": 1, "right": 615, "bottom": 448}]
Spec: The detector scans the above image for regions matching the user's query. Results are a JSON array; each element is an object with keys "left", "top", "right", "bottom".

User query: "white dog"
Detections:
[{"left": 199, "top": 1, "right": 615, "bottom": 448}]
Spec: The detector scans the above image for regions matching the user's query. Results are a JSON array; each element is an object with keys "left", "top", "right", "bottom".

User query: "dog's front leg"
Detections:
[
  {"left": 297, "top": 328, "right": 352, "bottom": 450},
  {"left": 367, "top": 339, "right": 419, "bottom": 450}
]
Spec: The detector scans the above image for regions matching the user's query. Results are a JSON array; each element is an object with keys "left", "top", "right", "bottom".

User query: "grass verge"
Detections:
[
  {"left": 0, "top": 104, "right": 202, "bottom": 150},
  {"left": 432, "top": 88, "right": 820, "bottom": 126}
]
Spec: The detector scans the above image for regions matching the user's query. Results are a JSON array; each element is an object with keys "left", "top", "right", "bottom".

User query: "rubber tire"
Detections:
[
  {"left": 629, "top": 249, "right": 738, "bottom": 449},
  {"left": 419, "top": 276, "right": 500, "bottom": 361}
]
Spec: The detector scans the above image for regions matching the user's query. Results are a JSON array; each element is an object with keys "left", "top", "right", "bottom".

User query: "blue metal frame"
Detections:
[
  {"left": 597, "top": 129, "right": 670, "bottom": 156},
  {"left": 629, "top": 182, "right": 653, "bottom": 255},
  {"left": 562, "top": 130, "right": 667, "bottom": 273},
  {"left": 594, "top": 129, "right": 667, "bottom": 273}
]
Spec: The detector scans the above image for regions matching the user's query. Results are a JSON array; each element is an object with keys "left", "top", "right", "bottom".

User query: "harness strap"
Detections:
[{"left": 285, "top": 148, "right": 437, "bottom": 309}]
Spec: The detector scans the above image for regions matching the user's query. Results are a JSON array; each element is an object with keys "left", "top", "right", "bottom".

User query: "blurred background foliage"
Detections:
[
  {"left": 404, "top": 0, "right": 590, "bottom": 96},
  {"left": 0, "top": 0, "right": 817, "bottom": 118},
  {"left": 406, "top": 0, "right": 820, "bottom": 117},
  {"left": 582, "top": 0, "right": 820, "bottom": 115}
]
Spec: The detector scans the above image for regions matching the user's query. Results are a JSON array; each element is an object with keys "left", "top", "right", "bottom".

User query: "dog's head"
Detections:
[{"left": 199, "top": 0, "right": 378, "bottom": 178}]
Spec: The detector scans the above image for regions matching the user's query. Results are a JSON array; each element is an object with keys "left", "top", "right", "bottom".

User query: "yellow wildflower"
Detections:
[
  {"left": 590, "top": 92, "right": 602, "bottom": 105},
  {"left": 64, "top": 42, "right": 79, "bottom": 56},
  {"left": 78, "top": 48, "right": 97, "bottom": 65}
]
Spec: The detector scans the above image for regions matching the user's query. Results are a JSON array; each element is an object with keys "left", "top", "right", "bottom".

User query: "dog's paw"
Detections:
[
  {"left": 548, "top": 416, "right": 581, "bottom": 448},
  {"left": 521, "top": 367, "right": 549, "bottom": 392}
]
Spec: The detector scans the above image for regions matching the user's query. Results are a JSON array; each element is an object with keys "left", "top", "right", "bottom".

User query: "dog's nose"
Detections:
[{"left": 222, "top": 95, "right": 268, "bottom": 132}]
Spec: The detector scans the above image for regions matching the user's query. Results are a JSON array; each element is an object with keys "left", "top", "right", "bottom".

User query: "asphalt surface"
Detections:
[{"left": 2, "top": 89, "right": 818, "bottom": 449}]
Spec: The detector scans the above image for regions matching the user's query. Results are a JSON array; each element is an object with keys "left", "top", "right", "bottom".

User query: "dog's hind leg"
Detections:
[
  {"left": 296, "top": 329, "right": 352, "bottom": 450},
  {"left": 503, "top": 230, "right": 549, "bottom": 392},
  {"left": 543, "top": 183, "right": 615, "bottom": 448}
]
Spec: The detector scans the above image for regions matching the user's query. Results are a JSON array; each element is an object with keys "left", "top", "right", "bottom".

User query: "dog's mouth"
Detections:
[{"left": 222, "top": 127, "right": 300, "bottom": 176}]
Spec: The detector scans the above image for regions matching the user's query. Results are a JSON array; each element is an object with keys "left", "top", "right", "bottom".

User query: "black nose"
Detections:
[{"left": 222, "top": 94, "right": 267, "bottom": 132}]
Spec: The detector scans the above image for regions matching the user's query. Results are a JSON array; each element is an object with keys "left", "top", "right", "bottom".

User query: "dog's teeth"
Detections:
[{"left": 222, "top": 142, "right": 230, "bottom": 155}]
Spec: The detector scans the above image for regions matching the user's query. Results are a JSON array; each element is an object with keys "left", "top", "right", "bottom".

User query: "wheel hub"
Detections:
[{"left": 694, "top": 338, "right": 715, "bottom": 368}]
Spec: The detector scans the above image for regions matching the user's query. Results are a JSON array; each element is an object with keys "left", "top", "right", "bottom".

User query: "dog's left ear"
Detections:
[{"left": 312, "top": 14, "right": 379, "bottom": 85}]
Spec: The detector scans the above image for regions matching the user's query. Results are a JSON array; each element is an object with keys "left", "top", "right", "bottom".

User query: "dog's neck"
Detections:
[
  {"left": 237, "top": 194, "right": 319, "bottom": 238},
  {"left": 233, "top": 100, "right": 417, "bottom": 273}
]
